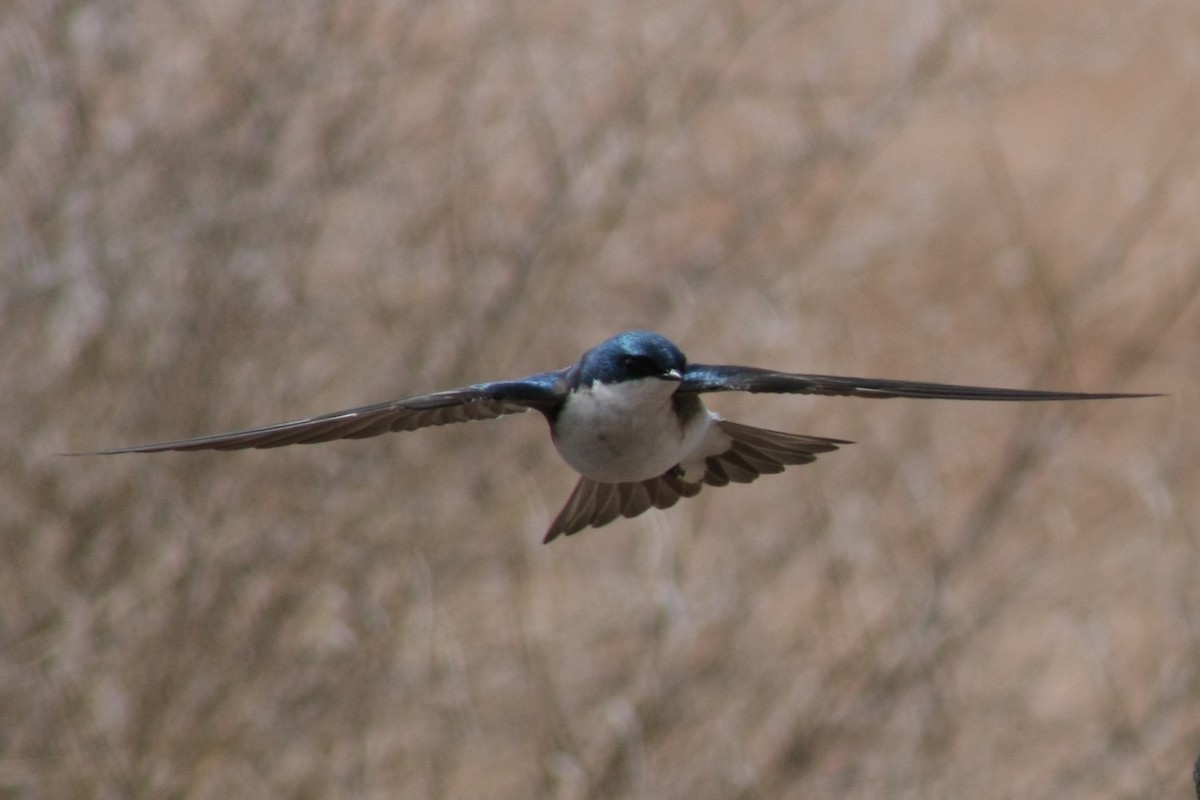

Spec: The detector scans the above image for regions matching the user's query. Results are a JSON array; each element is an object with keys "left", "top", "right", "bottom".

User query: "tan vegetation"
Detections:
[{"left": 3, "top": 0, "right": 1198, "bottom": 797}]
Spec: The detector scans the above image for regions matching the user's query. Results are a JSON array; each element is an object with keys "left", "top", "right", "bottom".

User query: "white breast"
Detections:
[{"left": 552, "top": 379, "right": 713, "bottom": 483}]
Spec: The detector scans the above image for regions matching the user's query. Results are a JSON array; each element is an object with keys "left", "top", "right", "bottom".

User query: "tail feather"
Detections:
[{"left": 542, "top": 420, "right": 850, "bottom": 542}]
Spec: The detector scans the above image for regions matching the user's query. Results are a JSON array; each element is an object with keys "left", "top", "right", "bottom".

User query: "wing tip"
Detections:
[{"left": 57, "top": 447, "right": 148, "bottom": 456}]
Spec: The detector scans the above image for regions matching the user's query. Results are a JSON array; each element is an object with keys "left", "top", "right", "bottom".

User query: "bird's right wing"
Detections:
[{"left": 71, "top": 372, "right": 567, "bottom": 454}]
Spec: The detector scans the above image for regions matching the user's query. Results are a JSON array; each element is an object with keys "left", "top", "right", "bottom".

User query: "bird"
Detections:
[{"left": 74, "top": 330, "right": 1156, "bottom": 542}]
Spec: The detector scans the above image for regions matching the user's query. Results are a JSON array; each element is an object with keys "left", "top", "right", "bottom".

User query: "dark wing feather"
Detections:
[
  {"left": 74, "top": 372, "right": 567, "bottom": 454},
  {"left": 543, "top": 420, "right": 847, "bottom": 542},
  {"left": 682, "top": 365, "right": 1158, "bottom": 401},
  {"left": 700, "top": 420, "right": 845, "bottom": 487}
]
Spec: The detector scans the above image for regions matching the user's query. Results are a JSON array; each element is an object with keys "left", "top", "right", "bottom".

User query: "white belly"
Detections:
[{"left": 552, "top": 379, "right": 713, "bottom": 483}]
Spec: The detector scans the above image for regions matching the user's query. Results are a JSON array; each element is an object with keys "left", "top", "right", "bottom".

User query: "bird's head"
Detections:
[{"left": 575, "top": 331, "right": 687, "bottom": 388}]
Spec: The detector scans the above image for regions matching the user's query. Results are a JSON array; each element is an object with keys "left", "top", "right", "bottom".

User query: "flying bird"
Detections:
[{"left": 77, "top": 330, "right": 1156, "bottom": 542}]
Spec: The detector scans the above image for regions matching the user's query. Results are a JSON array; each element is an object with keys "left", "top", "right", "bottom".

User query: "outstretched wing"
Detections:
[
  {"left": 681, "top": 365, "right": 1158, "bottom": 401},
  {"left": 543, "top": 420, "right": 848, "bottom": 542},
  {"left": 74, "top": 372, "right": 567, "bottom": 454}
]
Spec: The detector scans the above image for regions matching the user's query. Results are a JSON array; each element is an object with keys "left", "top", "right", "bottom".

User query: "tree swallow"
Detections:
[{"left": 76, "top": 330, "right": 1156, "bottom": 542}]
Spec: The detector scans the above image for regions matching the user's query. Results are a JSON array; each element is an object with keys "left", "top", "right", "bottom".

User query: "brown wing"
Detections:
[
  {"left": 681, "top": 365, "right": 1158, "bottom": 401},
  {"left": 71, "top": 374, "right": 566, "bottom": 454}
]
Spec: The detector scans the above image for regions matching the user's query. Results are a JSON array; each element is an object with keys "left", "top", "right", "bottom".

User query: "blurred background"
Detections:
[{"left": 3, "top": 1, "right": 1198, "bottom": 797}]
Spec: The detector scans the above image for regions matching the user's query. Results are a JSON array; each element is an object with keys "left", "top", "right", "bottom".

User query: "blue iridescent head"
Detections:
[{"left": 575, "top": 331, "right": 687, "bottom": 386}]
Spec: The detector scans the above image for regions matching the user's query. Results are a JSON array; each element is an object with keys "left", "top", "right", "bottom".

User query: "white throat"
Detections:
[{"left": 552, "top": 378, "right": 712, "bottom": 483}]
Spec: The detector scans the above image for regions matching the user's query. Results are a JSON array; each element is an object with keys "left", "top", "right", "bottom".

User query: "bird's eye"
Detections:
[{"left": 620, "top": 355, "right": 658, "bottom": 376}]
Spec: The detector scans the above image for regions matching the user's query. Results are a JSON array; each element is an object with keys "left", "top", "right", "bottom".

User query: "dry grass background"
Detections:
[{"left": 2, "top": 0, "right": 1199, "bottom": 797}]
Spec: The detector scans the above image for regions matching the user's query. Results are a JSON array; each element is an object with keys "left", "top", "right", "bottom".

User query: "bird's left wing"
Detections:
[
  {"left": 73, "top": 372, "right": 567, "bottom": 454},
  {"left": 681, "top": 365, "right": 1158, "bottom": 401}
]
